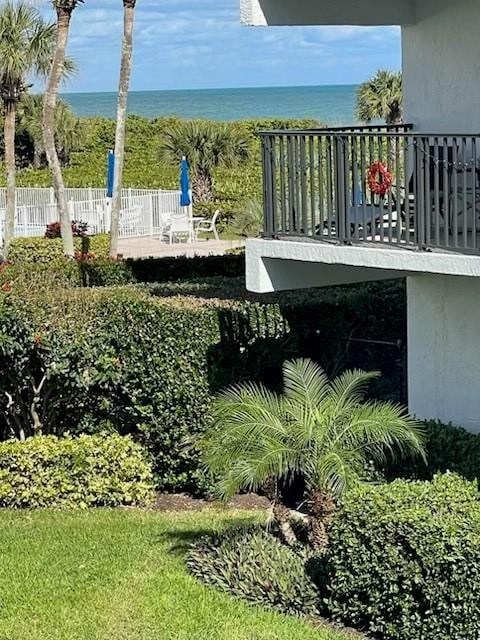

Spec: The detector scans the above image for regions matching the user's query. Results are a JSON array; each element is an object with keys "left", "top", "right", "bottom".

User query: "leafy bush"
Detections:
[
  {"left": 0, "top": 433, "right": 154, "bottom": 508},
  {"left": 9, "top": 233, "right": 110, "bottom": 263},
  {"left": 326, "top": 474, "right": 480, "bottom": 640},
  {"left": 187, "top": 526, "right": 319, "bottom": 616},
  {"left": 45, "top": 220, "right": 88, "bottom": 238},
  {"left": 125, "top": 253, "right": 245, "bottom": 282},
  {"left": 386, "top": 420, "right": 480, "bottom": 481},
  {"left": 0, "top": 277, "right": 407, "bottom": 492}
]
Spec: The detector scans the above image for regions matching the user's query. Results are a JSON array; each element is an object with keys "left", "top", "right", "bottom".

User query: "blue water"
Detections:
[{"left": 61, "top": 84, "right": 358, "bottom": 125}]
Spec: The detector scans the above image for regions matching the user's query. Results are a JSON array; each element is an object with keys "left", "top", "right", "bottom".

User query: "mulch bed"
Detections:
[{"left": 154, "top": 492, "right": 270, "bottom": 512}]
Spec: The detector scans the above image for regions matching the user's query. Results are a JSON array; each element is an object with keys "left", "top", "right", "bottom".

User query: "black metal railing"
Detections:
[{"left": 260, "top": 125, "right": 480, "bottom": 253}]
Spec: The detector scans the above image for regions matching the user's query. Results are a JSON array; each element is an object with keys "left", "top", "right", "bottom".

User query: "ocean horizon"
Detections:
[{"left": 61, "top": 84, "right": 359, "bottom": 125}]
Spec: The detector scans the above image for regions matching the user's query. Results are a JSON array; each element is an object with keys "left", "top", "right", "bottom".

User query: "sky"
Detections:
[{"left": 42, "top": 0, "right": 401, "bottom": 94}]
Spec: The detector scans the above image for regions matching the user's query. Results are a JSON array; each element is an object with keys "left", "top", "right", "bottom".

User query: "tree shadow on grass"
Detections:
[{"left": 156, "top": 518, "right": 260, "bottom": 557}]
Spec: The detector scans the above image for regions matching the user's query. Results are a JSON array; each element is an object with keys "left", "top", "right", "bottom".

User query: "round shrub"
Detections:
[
  {"left": 0, "top": 433, "right": 154, "bottom": 508},
  {"left": 326, "top": 473, "right": 480, "bottom": 640},
  {"left": 187, "top": 526, "right": 319, "bottom": 616}
]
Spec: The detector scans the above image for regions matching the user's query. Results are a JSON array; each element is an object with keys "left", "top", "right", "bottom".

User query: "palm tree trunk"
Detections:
[
  {"left": 42, "top": 5, "right": 74, "bottom": 258},
  {"left": 193, "top": 171, "right": 213, "bottom": 202},
  {"left": 110, "top": 0, "right": 136, "bottom": 259},
  {"left": 3, "top": 102, "right": 16, "bottom": 259}
]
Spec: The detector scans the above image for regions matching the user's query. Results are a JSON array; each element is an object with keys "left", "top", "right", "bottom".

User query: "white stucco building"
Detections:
[{"left": 241, "top": 0, "right": 480, "bottom": 431}]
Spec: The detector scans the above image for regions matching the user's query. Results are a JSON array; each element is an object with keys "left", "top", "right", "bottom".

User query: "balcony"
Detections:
[{"left": 260, "top": 125, "right": 480, "bottom": 255}]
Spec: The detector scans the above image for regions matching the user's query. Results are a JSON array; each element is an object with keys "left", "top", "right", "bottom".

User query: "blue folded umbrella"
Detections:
[
  {"left": 106, "top": 150, "right": 115, "bottom": 198},
  {"left": 180, "top": 156, "right": 192, "bottom": 207}
]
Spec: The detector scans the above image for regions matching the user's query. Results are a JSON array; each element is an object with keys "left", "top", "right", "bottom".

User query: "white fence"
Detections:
[{"left": 0, "top": 187, "right": 183, "bottom": 241}]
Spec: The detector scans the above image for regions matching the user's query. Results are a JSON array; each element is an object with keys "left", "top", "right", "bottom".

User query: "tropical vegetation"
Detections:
[
  {"left": 159, "top": 119, "right": 251, "bottom": 202},
  {"left": 357, "top": 69, "right": 403, "bottom": 125},
  {"left": 199, "top": 358, "right": 425, "bottom": 548},
  {"left": 0, "top": 1, "right": 56, "bottom": 256}
]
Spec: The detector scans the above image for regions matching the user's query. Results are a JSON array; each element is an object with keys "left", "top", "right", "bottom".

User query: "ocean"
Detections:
[{"left": 61, "top": 84, "right": 358, "bottom": 125}]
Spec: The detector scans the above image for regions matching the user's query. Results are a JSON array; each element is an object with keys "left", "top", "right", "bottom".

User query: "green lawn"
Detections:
[{"left": 0, "top": 509, "right": 350, "bottom": 640}]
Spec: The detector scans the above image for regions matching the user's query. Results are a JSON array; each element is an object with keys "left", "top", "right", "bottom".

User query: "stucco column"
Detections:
[{"left": 407, "top": 274, "right": 480, "bottom": 432}]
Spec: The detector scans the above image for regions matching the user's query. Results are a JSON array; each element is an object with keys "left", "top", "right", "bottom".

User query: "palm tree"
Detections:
[
  {"left": 110, "top": 0, "right": 136, "bottom": 259},
  {"left": 0, "top": 1, "right": 56, "bottom": 258},
  {"left": 43, "top": 0, "right": 83, "bottom": 257},
  {"left": 160, "top": 120, "right": 251, "bottom": 202},
  {"left": 19, "top": 93, "right": 83, "bottom": 168},
  {"left": 199, "top": 358, "right": 425, "bottom": 549},
  {"left": 357, "top": 70, "right": 403, "bottom": 125}
]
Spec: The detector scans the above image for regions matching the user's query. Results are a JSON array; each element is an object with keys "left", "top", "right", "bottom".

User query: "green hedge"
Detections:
[
  {"left": 9, "top": 234, "right": 111, "bottom": 262},
  {"left": 386, "top": 420, "right": 480, "bottom": 481},
  {"left": 0, "top": 434, "right": 154, "bottom": 508},
  {"left": 326, "top": 474, "right": 480, "bottom": 640},
  {"left": 0, "top": 278, "right": 407, "bottom": 491}
]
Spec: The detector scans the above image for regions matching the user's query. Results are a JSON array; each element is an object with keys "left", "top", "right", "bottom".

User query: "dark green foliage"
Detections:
[
  {"left": 326, "top": 474, "right": 480, "bottom": 640},
  {"left": 0, "top": 276, "right": 408, "bottom": 492},
  {"left": 187, "top": 526, "right": 320, "bottom": 616},
  {"left": 386, "top": 419, "right": 480, "bottom": 481},
  {"left": 125, "top": 253, "right": 245, "bottom": 282},
  {"left": 0, "top": 433, "right": 154, "bottom": 508}
]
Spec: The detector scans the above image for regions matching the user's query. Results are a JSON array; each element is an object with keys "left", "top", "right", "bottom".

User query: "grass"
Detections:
[{"left": 0, "top": 508, "right": 351, "bottom": 640}]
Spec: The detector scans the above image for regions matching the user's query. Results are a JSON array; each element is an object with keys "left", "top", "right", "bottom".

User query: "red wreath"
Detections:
[{"left": 367, "top": 161, "right": 393, "bottom": 197}]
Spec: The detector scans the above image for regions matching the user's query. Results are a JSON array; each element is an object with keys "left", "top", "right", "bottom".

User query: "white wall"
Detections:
[
  {"left": 402, "top": 0, "right": 480, "bottom": 132},
  {"left": 408, "top": 274, "right": 480, "bottom": 431}
]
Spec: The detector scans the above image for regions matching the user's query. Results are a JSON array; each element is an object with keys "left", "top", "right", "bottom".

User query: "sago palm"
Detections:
[
  {"left": 357, "top": 69, "right": 403, "bottom": 125},
  {"left": 0, "top": 1, "right": 55, "bottom": 257},
  {"left": 160, "top": 120, "right": 251, "bottom": 202},
  {"left": 43, "top": 0, "right": 83, "bottom": 257},
  {"left": 110, "top": 0, "right": 137, "bottom": 259},
  {"left": 200, "top": 358, "right": 425, "bottom": 548}
]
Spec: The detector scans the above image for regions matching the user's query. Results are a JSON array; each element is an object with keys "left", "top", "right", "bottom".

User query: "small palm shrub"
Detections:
[
  {"left": 326, "top": 474, "right": 480, "bottom": 640},
  {"left": 187, "top": 526, "right": 320, "bottom": 616},
  {"left": 159, "top": 120, "right": 251, "bottom": 202},
  {"left": 199, "top": 358, "right": 425, "bottom": 549}
]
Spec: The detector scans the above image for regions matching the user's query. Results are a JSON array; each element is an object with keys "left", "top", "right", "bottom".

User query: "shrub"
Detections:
[
  {"left": 9, "top": 233, "right": 110, "bottom": 263},
  {"left": 326, "top": 474, "right": 480, "bottom": 640},
  {"left": 125, "top": 253, "right": 245, "bottom": 282},
  {"left": 45, "top": 220, "right": 88, "bottom": 238},
  {"left": 0, "top": 433, "right": 154, "bottom": 508},
  {"left": 187, "top": 526, "right": 319, "bottom": 616},
  {"left": 386, "top": 420, "right": 480, "bottom": 481},
  {"left": 0, "top": 278, "right": 407, "bottom": 492}
]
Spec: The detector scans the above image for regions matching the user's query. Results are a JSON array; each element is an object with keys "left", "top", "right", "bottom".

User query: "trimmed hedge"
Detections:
[
  {"left": 326, "top": 474, "right": 480, "bottom": 640},
  {"left": 0, "top": 433, "right": 154, "bottom": 508},
  {"left": 0, "top": 278, "right": 408, "bottom": 491},
  {"left": 9, "top": 234, "right": 111, "bottom": 263},
  {"left": 187, "top": 526, "right": 320, "bottom": 616}
]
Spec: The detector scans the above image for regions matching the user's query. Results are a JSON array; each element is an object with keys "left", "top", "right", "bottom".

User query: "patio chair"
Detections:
[
  {"left": 165, "top": 212, "right": 193, "bottom": 244},
  {"left": 194, "top": 209, "right": 220, "bottom": 241}
]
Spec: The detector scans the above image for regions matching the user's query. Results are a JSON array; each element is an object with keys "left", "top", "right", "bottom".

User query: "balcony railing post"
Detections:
[
  {"left": 262, "top": 135, "right": 275, "bottom": 237},
  {"left": 415, "top": 135, "right": 427, "bottom": 249},
  {"left": 334, "top": 135, "right": 348, "bottom": 242}
]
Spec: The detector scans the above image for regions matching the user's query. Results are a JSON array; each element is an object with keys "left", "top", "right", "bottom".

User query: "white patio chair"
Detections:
[
  {"left": 194, "top": 209, "right": 220, "bottom": 241},
  {"left": 165, "top": 212, "right": 193, "bottom": 244}
]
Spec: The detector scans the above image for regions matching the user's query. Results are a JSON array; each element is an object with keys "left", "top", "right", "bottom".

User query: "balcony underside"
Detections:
[
  {"left": 246, "top": 238, "right": 480, "bottom": 293},
  {"left": 240, "top": 0, "right": 416, "bottom": 26}
]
